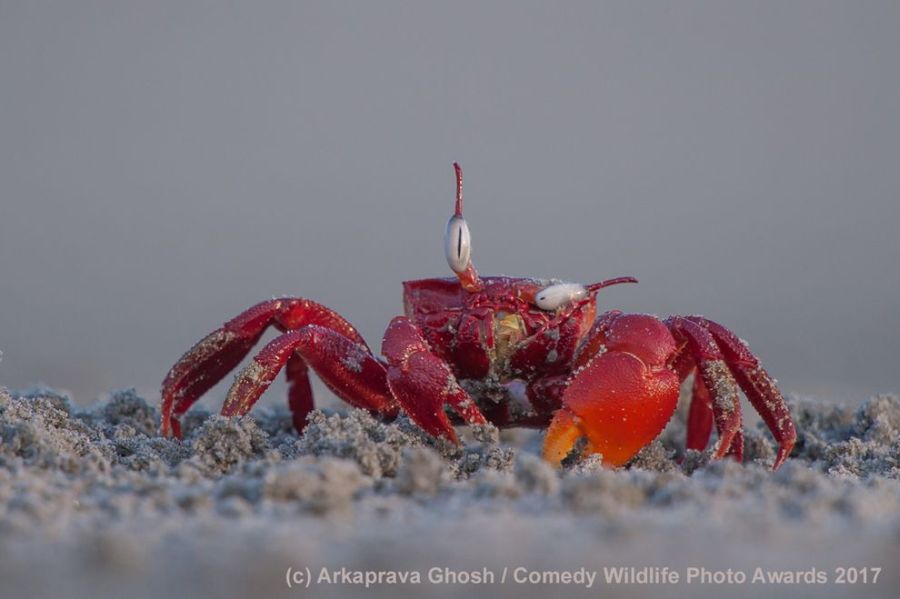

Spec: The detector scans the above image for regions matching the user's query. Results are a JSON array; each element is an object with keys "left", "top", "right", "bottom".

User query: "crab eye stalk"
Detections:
[
  {"left": 444, "top": 163, "right": 484, "bottom": 292},
  {"left": 444, "top": 215, "right": 471, "bottom": 273},
  {"left": 535, "top": 282, "right": 588, "bottom": 311}
]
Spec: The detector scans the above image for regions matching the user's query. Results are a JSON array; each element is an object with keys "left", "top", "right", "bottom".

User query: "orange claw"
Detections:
[
  {"left": 542, "top": 351, "right": 680, "bottom": 467},
  {"left": 543, "top": 408, "right": 585, "bottom": 464}
]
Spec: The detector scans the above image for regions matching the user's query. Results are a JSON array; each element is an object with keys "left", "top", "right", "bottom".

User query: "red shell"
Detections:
[{"left": 402, "top": 276, "right": 596, "bottom": 381}]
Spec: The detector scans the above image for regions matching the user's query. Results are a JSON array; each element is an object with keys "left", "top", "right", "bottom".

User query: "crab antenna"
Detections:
[
  {"left": 586, "top": 276, "right": 639, "bottom": 293},
  {"left": 453, "top": 162, "right": 464, "bottom": 216}
]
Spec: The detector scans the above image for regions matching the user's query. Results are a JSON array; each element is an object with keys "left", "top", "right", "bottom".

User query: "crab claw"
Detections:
[{"left": 543, "top": 351, "right": 680, "bottom": 467}]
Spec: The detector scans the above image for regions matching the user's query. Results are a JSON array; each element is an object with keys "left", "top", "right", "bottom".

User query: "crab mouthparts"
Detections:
[{"left": 586, "top": 276, "right": 639, "bottom": 293}]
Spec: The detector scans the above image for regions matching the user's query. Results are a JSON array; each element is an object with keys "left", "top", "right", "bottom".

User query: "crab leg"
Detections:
[
  {"left": 669, "top": 352, "right": 709, "bottom": 453},
  {"left": 665, "top": 317, "right": 745, "bottom": 462},
  {"left": 670, "top": 349, "right": 744, "bottom": 460},
  {"left": 381, "top": 316, "right": 487, "bottom": 443},
  {"left": 161, "top": 297, "right": 369, "bottom": 437},
  {"left": 221, "top": 325, "right": 397, "bottom": 432},
  {"left": 685, "top": 369, "right": 715, "bottom": 452},
  {"left": 684, "top": 316, "right": 796, "bottom": 469}
]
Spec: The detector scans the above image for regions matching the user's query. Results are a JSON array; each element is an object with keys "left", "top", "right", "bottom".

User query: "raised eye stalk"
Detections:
[{"left": 444, "top": 163, "right": 483, "bottom": 292}]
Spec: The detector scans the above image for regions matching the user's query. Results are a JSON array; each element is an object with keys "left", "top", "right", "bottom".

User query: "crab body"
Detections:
[
  {"left": 404, "top": 276, "right": 593, "bottom": 383},
  {"left": 161, "top": 164, "right": 796, "bottom": 469}
]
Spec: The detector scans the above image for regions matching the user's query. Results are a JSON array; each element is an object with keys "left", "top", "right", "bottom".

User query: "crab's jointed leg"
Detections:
[
  {"left": 381, "top": 316, "right": 488, "bottom": 443},
  {"left": 221, "top": 325, "right": 397, "bottom": 432},
  {"left": 686, "top": 369, "right": 716, "bottom": 452},
  {"left": 160, "top": 297, "right": 385, "bottom": 437},
  {"left": 669, "top": 351, "right": 713, "bottom": 453},
  {"left": 680, "top": 316, "right": 796, "bottom": 469},
  {"left": 670, "top": 348, "right": 743, "bottom": 458},
  {"left": 665, "top": 317, "right": 746, "bottom": 462}
]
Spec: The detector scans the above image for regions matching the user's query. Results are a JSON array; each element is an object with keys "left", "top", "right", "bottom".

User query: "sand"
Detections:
[{"left": 0, "top": 385, "right": 897, "bottom": 599}]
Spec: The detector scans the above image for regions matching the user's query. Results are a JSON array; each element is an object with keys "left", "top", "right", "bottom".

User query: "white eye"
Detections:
[
  {"left": 534, "top": 282, "right": 588, "bottom": 311},
  {"left": 444, "top": 215, "right": 471, "bottom": 273}
]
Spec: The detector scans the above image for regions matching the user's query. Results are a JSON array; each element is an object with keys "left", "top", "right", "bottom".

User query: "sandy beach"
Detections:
[{"left": 0, "top": 385, "right": 896, "bottom": 599}]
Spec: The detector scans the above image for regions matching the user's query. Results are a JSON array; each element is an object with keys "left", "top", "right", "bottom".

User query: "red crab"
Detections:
[{"left": 160, "top": 164, "right": 796, "bottom": 469}]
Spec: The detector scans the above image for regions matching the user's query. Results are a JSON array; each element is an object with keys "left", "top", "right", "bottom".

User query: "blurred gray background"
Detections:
[{"left": 1, "top": 1, "right": 898, "bottom": 408}]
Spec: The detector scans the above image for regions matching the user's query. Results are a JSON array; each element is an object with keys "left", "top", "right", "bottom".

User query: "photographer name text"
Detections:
[{"left": 285, "top": 565, "right": 882, "bottom": 589}]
